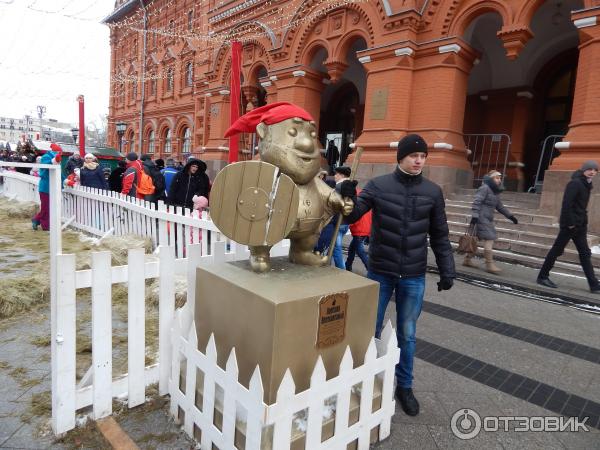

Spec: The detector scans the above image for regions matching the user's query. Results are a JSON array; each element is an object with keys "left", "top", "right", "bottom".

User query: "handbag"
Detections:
[{"left": 457, "top": 224, "right": 478, "bottom": 255}]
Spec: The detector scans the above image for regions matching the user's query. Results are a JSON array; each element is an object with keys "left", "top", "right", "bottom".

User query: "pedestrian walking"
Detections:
[
  {"left": 465, "top": 170, "right": 518, "bottom": 273},
  {"left": 325, "top": 140, "right": 339, "bottom": 175},
  {"left": 167, "top": 158, "right": 210, "bottom": 209},
  {"left": 537, "top": 161, "right": 600, "bottom": 293},
  {"left": 345, "top": 187, "right": 371, "bottom": 272},
  {"left": 64, "top": 152, "right": 83, "bottom": 176},
  {"left": 80, "top": 153, "right": 108, "bottom": 190},
  {"left": 109, "top": 160, "right": 127, "bottom": 192},
  {"left": 121, "top": 152, "right": 145, "bottom": 199},
  {"left": 141, "top": 154, "right": 166, "bottom": 202},
  {"left": 32, "top": 148, "right": 61, "bottom": 231},
  {"left": 161, "top": 158, "right": 179, "bottom": 193},
  {"left": 331, "top": 166, "right": 351, "bottom": 269},
  {"left": 344, "top": 134, "right": 456, "bottom": 416}
]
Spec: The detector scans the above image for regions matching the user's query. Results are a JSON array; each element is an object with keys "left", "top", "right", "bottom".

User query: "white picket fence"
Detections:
[
  {"left": 169, "top": 309, "right": 399, "bottom": 450},
  {"left": 62, "top": 186, "right": 221, "bottom": 258},
  {"left": 0, "top": 168, "right": 40, "bottom": 203},
  {"left": 52, "top": 240, "right": 290, "bottom": 434},
  {"left": 0, "top": 168, "right": 227, "bottom": 258}
]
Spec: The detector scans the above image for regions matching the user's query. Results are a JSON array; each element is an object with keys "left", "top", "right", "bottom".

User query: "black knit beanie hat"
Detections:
[{"left": 397, "top": 134, "right": 428, "bottom": 162}]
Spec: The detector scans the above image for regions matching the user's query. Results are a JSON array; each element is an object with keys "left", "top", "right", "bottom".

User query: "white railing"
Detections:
[
  {"left": 169, "top": 310, "right": 399, "bottom": 450},
  {"left": 52, "top": 241, "right": 290, "bottom": 435},
  {"left": 0, "top": 168, "right": 40, "bottom": 203},
  {"left": 62, "top": 186, "right": 222, "bottom": 257},
  {"left": 0, "top": 169, "right": 231, "bottom": 258}
]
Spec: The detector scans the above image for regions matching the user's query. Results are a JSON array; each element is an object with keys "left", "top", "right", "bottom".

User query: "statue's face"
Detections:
[{"left": 257, "top": 118, "right": 321, "bottom": 184}]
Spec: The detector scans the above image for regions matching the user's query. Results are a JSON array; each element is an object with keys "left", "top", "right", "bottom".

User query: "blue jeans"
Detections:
[
  {"left": 346, "top": 236, "right": 368, "bottom": 270},
  {"left": 368, "top": 271, "right": 426, "bottom": 388},
  {"left": 332, "top": 225, "right": 349, "bottom": 269}
]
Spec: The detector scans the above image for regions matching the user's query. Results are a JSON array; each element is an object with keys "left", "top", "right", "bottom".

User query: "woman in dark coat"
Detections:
[
  {"left": 466, "top": 170, "right": 518, "bottom": 274},
  {"left": 79, "top": 153, "right": 108, "bottom": 190},
  {"left": 167, "top": 158, "right": 210, "bottom": 209}
]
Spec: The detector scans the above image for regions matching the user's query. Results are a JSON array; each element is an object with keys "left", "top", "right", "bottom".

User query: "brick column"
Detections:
[
  {"left": 354, "top": 45, "right": 417, "bottom": 168},
  {"left": 541, "top": 10, "right": 600, "bottom": 233},
  {"left": 268, "top": 67, "right": 325, "bottom": 129},
  {"left": 202, "top": 90, "right": 230, "bottom": 175},
  {"left": 549, "top": 12, "right": 600, "bottom": 170},
  {"left": 408, "top": 40, "right": 479, "bottom": 190}
]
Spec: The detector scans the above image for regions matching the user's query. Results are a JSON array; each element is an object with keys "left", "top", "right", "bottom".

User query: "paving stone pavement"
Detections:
[{"left": 1, "top": 253, "right": 599, "bottom": 448}]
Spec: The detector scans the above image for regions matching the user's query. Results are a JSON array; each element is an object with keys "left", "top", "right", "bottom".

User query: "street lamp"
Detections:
[
  {"left": 71, "top": 128, "right": 79, "bottom": 145},
  {"left": 116, "top": 122, "right": 127, "bottom": 153}
]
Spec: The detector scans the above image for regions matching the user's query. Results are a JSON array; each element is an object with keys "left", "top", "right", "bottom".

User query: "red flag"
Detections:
[
  {"left": 228, "top": 41, "right": 242, "bottom": 163},
  {"left": 78, "top": 95, "right": 85, "bottom": 157}
]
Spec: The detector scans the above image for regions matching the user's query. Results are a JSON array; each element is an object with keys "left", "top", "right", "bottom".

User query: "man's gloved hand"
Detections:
[
  {"left": 509, "top": 215, "right": 518, "bottom": 224},
  {"left": 53, "top": 153, "right": 62, "bottom": 163},
  {"left": 340, "top": 179, "right": 358, "bottom": 198},
  {"left": 470, "top": 217, "right": 478, "bottom": 225},
  {"left": 437, "top": 277, "right": 454, "bottom": 292}
]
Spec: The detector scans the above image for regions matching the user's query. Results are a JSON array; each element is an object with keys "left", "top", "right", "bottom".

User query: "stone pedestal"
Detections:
[{"left": 195, "top": 257, "right": 379, "bottom": 404}]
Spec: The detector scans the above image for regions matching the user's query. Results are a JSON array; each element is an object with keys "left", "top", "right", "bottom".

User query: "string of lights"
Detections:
[{"left": 115, "top": 0, "right": 367, "bottom": 46}]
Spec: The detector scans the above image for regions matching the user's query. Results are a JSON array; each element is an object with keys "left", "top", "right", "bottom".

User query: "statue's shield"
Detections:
[{"left": 210, "top": 161, "right": 299, "bottom": 246}]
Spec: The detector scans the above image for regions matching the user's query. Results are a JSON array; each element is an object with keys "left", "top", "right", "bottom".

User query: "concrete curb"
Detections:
[{"left": 427, "top": 264, "right": 600, "bottom": 310}]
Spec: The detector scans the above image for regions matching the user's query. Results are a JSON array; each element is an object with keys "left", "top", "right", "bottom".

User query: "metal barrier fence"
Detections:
[
  {"left": 464, "top": 134, "right": 511, "bottom": 187},
  {"left": 530, "top": 135, "right": 565, "bottom": 193}
]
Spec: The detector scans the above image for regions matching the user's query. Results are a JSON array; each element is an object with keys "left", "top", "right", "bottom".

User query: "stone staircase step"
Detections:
[
  {"left": 446, "top": 199, "right": 540, "bottom": 214},
  {"left": 445, "top": 203, "right": 556, "bottom": 225},
  {"left": 448, "top": 242, "right": 590, "bottom": 278},
  {"left": 448, "top": 221, "right": 600, "bottom": 251},
  {"left": 448, "top": 230, "right": 600, "bottom": 268},
  {"left": 446, "top": 213, "right": 560, "bottom": 235},
  {"left": 447, "top": 194, "right": 541, "bottom": 209},
  {"left": 455, "top": 188, "right": 542, "bottom": 203}
]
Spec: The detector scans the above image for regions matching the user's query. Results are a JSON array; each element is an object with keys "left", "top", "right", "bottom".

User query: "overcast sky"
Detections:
[{"left": 0, "top": 0, "right": 114, "bottom": 126}]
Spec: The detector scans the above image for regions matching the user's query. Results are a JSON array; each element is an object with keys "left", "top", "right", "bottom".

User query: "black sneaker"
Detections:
[
  {"left": 537, "top": 277, "right": 558, "bottom": 289},
  {"left": 395, "top": 386, "right": 420, "bottom": 416}
]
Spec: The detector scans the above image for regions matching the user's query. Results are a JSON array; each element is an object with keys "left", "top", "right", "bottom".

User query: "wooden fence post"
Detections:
[
  {"left": 51, "top": 254, "right": 77, "bottom": 435},
  {"left": 91, "top": 251, "right": 113, "bottom": 419},
  {"left": 128, "top": 248, "right": 146, "bottom": 408}
]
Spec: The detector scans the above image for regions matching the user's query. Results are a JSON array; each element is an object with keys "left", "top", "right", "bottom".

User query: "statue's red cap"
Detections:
[{"left": 224, "top": 102, "right": 314, "bottom": 137}]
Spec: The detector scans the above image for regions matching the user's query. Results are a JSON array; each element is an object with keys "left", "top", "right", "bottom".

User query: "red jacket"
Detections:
[
  {"left": 349, "top": 189, "right": 372, "bottom": 237},
  {"left": 121, "top": 160, "right": 144, "bottom": 199}
]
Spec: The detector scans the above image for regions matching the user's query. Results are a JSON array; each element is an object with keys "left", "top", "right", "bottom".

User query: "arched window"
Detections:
[
  {"left": 148, "top": 130, "right": 155, "bottom": 154},
  {"left": 166, "top": 68, "right": 174, "bottom": 91},
  {"left": 163, "top": 129, "right": 172, "bottom": 153},
  {"left": 132, "top": 78, "right": 137, "bottom": 100},
  {"left": 181, "top": 127, "right": 191, "bottom": 154},
  {"left": 186, "top": 62, "right": 193, "bottom": 87},
  {"left": 187, "top": 11, "right": 193, "bottom": 31},
  {"left": 149, "top": 73, "right": 157, "bottom": 96},
  {"left": 168, "top": 19, "right": 175, "bottom": 34}
]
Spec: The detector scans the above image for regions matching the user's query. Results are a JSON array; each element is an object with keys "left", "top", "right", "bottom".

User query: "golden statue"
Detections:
[{"left": 210, "top": 102, "right": 353, "bottom": 272}]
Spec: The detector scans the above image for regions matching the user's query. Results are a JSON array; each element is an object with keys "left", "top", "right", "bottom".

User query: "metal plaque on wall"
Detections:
[
  {"left": 370, "top": 87, "right": 388, "bottom": 120},
  {"left": 316, "top": 292, "right": 349, "bottom": 348}
]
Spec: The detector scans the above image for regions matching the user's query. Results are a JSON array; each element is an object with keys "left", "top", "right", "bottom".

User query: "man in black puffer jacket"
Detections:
[
  {"left": 538, "top": 160, "right": 600, "bottom": 292},
  {"left": 344, "top": 134, "right": 456, "bottom": 417},
  {"left": 167, "top": 158, "right": 210, "bottom": 209}
]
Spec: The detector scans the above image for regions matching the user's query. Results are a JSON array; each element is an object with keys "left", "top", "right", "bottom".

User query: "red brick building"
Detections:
[{"left": 105, "top": 0, "right": 600, "bottom": 225}]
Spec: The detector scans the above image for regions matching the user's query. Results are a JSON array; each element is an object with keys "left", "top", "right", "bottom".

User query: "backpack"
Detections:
[
  {"left": 135, "top": 168, "right": 155, "bottom": 195},
  {"left": 149, "top": 166, "right": 166, "bottom": 194}
]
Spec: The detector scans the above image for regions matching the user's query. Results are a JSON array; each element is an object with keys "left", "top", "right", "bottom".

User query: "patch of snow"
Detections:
[{"left": 592, "top": 245, "right": 600, "bottom": 255}]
